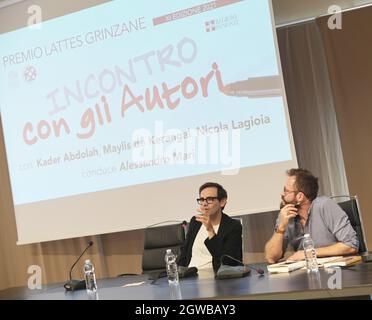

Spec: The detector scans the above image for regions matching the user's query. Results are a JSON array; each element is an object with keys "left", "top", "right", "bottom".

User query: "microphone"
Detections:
[
  {"left": 150, "top": 266, "right": 198, "bottom": 285},
  {"left": 178, "top": 266, "right": 198, "bottom": 278},
  {"left": 149, "top": 270, "right": 167, "bottom": 285},
  {"left": 216, "top": 254, "right": 265, "bottom": 279},
  {"left": 64, "top": 241, "right": 94, "bottom": 291}
]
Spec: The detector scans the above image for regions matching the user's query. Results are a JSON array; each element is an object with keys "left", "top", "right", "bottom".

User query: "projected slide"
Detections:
[{"left": 0, "top": 0, "right": 297, "bottom": 244}]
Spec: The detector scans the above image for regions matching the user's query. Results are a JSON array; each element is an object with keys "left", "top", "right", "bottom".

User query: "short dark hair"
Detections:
[
  {"left": 199, "top": 182, "right": 227, "bottom": 200},
  {"left": 287, "top": 168, "right": 319, "bottom": 201},
  {"left": 199, "top": 182, "right": 227, "bottom": 209}
]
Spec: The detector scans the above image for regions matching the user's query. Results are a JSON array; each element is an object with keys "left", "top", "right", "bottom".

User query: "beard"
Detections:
[{"left": 280, "top": 197, "right": 299, "bottom": 209}]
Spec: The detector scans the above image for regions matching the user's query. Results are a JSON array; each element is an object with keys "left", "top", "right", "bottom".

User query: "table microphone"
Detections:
[
  {"left": 64, "top": 240, "right": 94, "bottom": 291},
  {"left": 216, "top": 254, "right": 265, "bottom": 279}
]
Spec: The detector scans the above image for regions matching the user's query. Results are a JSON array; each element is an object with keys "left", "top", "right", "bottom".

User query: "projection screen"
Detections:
[{"left": 0, "top": 0, "right": 298, "bottom": 244}]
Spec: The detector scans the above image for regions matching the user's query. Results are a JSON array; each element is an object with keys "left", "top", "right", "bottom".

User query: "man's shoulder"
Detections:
[
  {"left": 222, "top": 213, "right": 242, "bottom": 227},
  {"left": 312, "top": 196, "right": 344, "bottom": 217},
  {"left": 189, "top": 215, "right": 199, "bottom": 225},
  {"left": 312, "top": 196, "right": 336, "bottom": 210},
  {"left": 313, "top": 196, "right": 332, "bottom": 205}
]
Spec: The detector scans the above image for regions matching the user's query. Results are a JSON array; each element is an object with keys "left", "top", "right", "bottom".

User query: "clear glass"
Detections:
[
  {"left": 303, "top": 234, "right": 319, "bottom": 272},
  {"left": 169, "top": 281, "right": 182, "bottom": 300},
  {"left": 165, "top": 250, "right": 179, "bottom": 283},
  {"left": 84, "top": 260, "right": 97, "bottom": 293},
  {"left": 164, "top": 249, "right": 181, "bottom": 299}
]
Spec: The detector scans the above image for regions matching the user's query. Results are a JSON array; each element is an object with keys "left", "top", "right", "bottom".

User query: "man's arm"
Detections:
[
  {"left": 317, "top": 242, "right": 357, "bottom": 256},
  {"left": 265, "top": 231, "right": 285, "bottom": 264},
  {"left": 287, "top": 242, "right": 357, "bottom": 261},
  {"left": 264, "top": 204, "right": 298, "bottom": 263}
]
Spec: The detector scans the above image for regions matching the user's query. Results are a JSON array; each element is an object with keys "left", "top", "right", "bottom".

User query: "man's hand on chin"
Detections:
[{"left": 286, "top": 250, "right": 305, "bottom": 262}]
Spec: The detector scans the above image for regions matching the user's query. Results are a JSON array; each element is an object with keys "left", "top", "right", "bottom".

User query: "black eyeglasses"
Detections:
[
  {"left": 283, "top": 187, "right": 299, "bottom": 195},
  {"left": 197, "top": 197, "right": 219, "bottom": 205}
]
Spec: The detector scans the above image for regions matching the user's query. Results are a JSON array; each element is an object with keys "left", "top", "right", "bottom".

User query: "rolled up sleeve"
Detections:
[{"left": 323, "top": 199, "right": 359, "bottom": 250}]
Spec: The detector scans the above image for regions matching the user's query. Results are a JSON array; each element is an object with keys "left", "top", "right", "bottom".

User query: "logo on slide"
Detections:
[
  {"left": 205, "top": 20, "right": 216, "bottom": 32},
  {"left": 204, "top": 14, "right": 238, "bottom": 33},
  {"left": 24, "top": 65, "right": 37, "bottom": 82}
]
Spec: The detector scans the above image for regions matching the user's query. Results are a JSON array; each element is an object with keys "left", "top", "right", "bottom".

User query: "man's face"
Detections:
[
  {"left": 281, "top": 176, "right": 299, "bottom": 207},
  {"left": 199, "top": 187, "right": 226, "bottom": 217}
]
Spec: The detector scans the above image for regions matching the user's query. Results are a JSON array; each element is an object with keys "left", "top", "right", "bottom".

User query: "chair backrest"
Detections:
[
  {"left": 233, "top": 216, "right": 244, "bottom": 263},
  {"left": 332, "top": 196, "right": 368, "bottom": 254},
  {"left": 142, "top": 222, "right": 186, "bottom": 274}
]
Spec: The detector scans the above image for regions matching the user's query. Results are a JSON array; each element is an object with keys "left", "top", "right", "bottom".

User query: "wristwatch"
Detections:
[{"left": 275, "top": 226, "right": 285, "bottom": 234}]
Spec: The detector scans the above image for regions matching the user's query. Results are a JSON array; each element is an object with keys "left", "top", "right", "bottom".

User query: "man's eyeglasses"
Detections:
[
  {"left": 197, "top": 197, "right": 219, "bottom": 205},
  {"left": 283, "top": 188, "right": 299, "bottom": 195}
]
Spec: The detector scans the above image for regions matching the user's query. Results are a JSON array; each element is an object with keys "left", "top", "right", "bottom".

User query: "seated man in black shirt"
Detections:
[{"left": 178, "top": 182, "right": 242, "bottom": 272}]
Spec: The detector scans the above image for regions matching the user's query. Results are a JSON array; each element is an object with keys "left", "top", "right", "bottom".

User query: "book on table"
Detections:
[
  {"left": 322, "top": 255, "right": 362, "bottom": 268},
  {"left": 267, "top": 260, "right": 306, "bottom": 273},
  {"left": 267, "top": 256, "right": 344, "bottom": 273}
]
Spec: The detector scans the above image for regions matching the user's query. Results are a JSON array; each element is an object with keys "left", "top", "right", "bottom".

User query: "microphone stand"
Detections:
[{"left": 64, "top": 241, "right": 94, "bottom": 291}]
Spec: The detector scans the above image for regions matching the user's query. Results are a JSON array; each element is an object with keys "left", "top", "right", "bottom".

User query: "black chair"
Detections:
[
  {"left": 141, "top": 222, "right": 186, "bottom": 274},
  {"left": 331, "top": 195, "right": 368, "bottom": 254}
]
